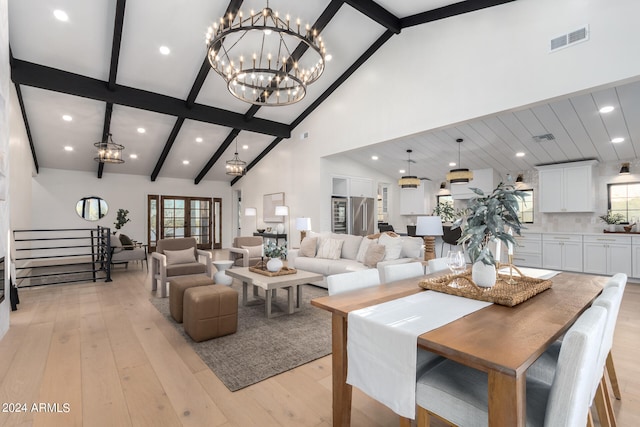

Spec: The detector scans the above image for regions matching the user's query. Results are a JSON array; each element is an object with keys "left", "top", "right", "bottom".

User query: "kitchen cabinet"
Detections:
[
  {"left": 631, "top": 237, "right": 640, "bottom": 278},
  {"left": 350, "top": 178, "right": 375, "bottom": 198},
  {"left": 400, "top": 181, "right": 431, "bottom": 215},
  {"left": 542, "top": 234, "right": 583, "bottom": 272},
  {"left": 512, "top": 233, "right": 542, "bottom": 268},
  {"left": 583, "top": 235, "right": 632, "bottom": 276},
  {"left": 536, "top": 160, "right": 597, "bottom": 212}
]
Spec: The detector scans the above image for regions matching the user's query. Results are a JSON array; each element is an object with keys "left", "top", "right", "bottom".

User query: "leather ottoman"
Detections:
[
  {"left": 169, "top": 275, "right": 215, "bottom": 323},
  {"left": 183, "top": 285, "right": 238, "bottom": 342}
]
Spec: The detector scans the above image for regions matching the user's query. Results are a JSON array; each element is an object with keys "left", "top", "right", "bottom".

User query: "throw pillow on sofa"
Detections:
[
  {"left": 364, "top": 243, "right": 386, "bottom": 268},
  {"left": 164, "top": 248, "right": 197, "bottom": 265},
  {"left": 401, "top": 236, "right": 423, "bottom": 258},
  {"left": 299, "top": 237, "right": 318, "bottom": 257},
  {"left": 379, "top": 232, "right": 403, "bottom": 260},
  {"left": 119, "top": 233, "right": 134, "bottom": 250},
  {"left": 316, "top": 238, "right": 344, "bottom": 260},
  {"left": 110, "top": 234, "right": 123, "bottom": 254},
  {"left": 356, "top": 236, "right": 377, "bottom": 263}
]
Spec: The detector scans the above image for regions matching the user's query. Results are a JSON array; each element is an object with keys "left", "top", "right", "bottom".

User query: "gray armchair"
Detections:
[
  {"left": 151, "top": 237, "right": 212, "bottom": 297},
  {"left": 228, "top": 236, "right": 264, "bottom": 267}
]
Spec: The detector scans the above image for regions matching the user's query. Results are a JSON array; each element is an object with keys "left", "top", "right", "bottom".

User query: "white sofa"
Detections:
[{"left": 287, "top": 231, "right": 424, "bottom": 288}]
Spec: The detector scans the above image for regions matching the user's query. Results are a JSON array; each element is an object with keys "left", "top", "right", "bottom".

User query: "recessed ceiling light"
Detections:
[
  {"left": 64, "top": 146, "right": 73, "bottom": 151},
  {"left": 183, "top": 160, "right": 190, "bottom": 165},
  {"left": 449, "top": 162, "right": 456, "bottom": 167},
  {"left": 516, "top": 152, "right": 526, "bottom": 157},
  {"left": 371, "top": 155, "right": 378, "bottom": 160},
  {"left": 137, "top": 127, "right": 146, "bottom": 133},
  {"left": 195, "top": 137, "right": 203, "bottom": 143},
  {"left": 399, "top": 169, "right": 406, "bottom": 174},
  {"left": 611, "top": 137, "right": 625, "bottom": 143},
  {"left": 129, "top": 154, "right": 138, "bottom": 159},
  {"left": 242, "top": 145, "right": 249, "bottom": 150},
  {"left": 62, "top": 115, "right": 72, "bottom": 121},
  {"left": 159, "top": 46, "right": 171, "bottom": 55},
  {"left": 599, "top": 106, "right": 615, "bottom": 114},
  {"left": 53, "top": 10, "right": 68, "bottom": 22}
]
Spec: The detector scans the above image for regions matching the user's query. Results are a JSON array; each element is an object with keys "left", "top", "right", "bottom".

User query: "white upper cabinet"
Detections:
[
  {"left": 536, "top": 160, "right": 597, "bottom": 212},
  {"left": 400, "top": 181, "right": 431, "bottom": 215},
  {"left": 350, "top": 178, "right": 375, "bottom": 198}
]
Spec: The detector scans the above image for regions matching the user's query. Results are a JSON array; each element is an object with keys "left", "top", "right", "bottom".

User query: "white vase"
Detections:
[
  {"left": 608, "top": 224, "right": 616, "bottom": 232},
  {"left": 266, "top": 258, "right": 283, "bottom": 272},
  {"left": 472, "top": 261, "right": 497, "bottom": 288}
]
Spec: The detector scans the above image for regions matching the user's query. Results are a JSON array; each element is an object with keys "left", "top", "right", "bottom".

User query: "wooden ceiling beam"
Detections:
[
  {"left": 97, "top": 102, "right": 113, "bottom": 179},
  {"left": 400, "top": 0, "right": 517, "bottom": 28},
  {"left": 151, "top": 117, "right": 185, "bottom": 181},
  {"left": 343, "top": 0, "right": 401, "bottom": 33},
  {"left": 10, "top": 59, "right": 291, "bottom": 138}
]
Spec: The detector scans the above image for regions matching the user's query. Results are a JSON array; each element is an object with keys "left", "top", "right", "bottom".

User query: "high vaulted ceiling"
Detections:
[
  {"left": 10, "top": 1, "right": 639, "bottom": 187},
  {"left": 8, "top": 0, "right": 517, "bottom": 184}
]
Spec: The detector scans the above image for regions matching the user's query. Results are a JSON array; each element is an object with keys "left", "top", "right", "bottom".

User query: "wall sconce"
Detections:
[{"left": 620, "top": 162, "right": 630, "bottom": 175}]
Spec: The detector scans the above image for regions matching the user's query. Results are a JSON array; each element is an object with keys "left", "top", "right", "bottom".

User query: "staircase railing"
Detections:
[{"left": 13, "top": 226, "right": 112, "bottom": 288}]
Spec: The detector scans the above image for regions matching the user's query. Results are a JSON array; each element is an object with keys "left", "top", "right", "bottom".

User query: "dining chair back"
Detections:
[
  {"left": 427, "top": 257, "right": 449, "bottom": 274},
  {"left": 327, "top": 269, "right": 381, "bottom": 296},
  {"left": 414, "top": 305, "right": 607, "bottom": 427},
  {"left": 382, "top": 262, "right": 424, "bottom": 283},
  {"left": 601, "top": 272, "right": 627, "bottom": 401}
]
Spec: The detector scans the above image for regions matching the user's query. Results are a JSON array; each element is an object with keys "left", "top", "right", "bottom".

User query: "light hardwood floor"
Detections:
[{"left": 0, "top": 262, "right": 638, "bottom": 427}]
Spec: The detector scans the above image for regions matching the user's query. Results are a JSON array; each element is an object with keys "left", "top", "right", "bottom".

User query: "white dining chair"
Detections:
[
  {"left": 382, "top": 261, "right": 425, "bottom": 283},
  {"left": 528, "top": 282, "right": 625, "bottom": 427},
  {"left": 602, "top": 272, "right": 627, "bottom": 400},
  {"left": 427, "top": 257, "right": 449, "bottom": 274},
  {"left": 326, "top": 269, "right": 381, "bottom": 296},
  {"left": 415, "top": 305, "right": 607, "bottom": 427}
]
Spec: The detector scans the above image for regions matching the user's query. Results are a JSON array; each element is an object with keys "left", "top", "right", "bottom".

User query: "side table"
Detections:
[{"left": 213, "top": 260, "right": 234, "bottom": 286}]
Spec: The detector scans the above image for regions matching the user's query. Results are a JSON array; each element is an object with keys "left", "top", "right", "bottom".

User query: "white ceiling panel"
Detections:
[{"left": 376, "top": 0, "right": 462, "bottom": 18}]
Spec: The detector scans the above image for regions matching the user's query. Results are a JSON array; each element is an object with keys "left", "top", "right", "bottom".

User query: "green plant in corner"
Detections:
[
  {"left": 453, "top": 183, "right": 526, "bottom": 265},
  {"left": 599, "top": 210, "right": 624, "bottom": 225},
  {"left": 114, "top": 208, "right": 131, "bottom": 231}
]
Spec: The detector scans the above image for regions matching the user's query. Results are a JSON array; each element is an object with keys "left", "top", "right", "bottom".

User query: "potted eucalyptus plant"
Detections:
[
  {"left": 453, "top": 183, "right": 526, "bottom": 287},
  {"left": 114, "top": 208, "right": 131, "bottom": 234},
  {"left": 264, "top": 240, "right": 287, "bottom": 272}
]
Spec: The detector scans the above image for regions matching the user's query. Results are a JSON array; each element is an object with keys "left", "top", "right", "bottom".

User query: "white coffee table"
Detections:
[
  {"left": 225, "top": 267, "right": 323, "bottom": 318},
  {"left": 212, "top": 260, "right": 234, "bottom": 286}
]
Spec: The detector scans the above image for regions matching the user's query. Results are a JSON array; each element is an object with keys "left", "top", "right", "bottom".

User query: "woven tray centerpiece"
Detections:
[
  {"left": 249, "top": 261, "right": 297, "bottom": 277},
  {"left": 418, "top": 265, "right": 552, "bottom": 307}
]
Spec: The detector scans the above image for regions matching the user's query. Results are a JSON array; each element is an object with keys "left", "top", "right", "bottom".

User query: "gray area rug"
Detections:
[{"left": 150, "top": 283, "right": 331, "bottom": 391}]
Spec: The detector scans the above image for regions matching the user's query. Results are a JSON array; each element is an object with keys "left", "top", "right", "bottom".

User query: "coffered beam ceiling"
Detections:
[{"left": 10, "top": 0, "right": 517, "bottom": 184}]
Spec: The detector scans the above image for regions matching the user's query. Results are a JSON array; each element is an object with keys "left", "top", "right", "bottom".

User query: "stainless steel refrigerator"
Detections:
[{"left": 350, "top": 196, "right": 375, "bottom": 236}]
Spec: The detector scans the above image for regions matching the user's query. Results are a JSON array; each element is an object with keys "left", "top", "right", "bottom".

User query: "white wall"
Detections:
[
  {"left": 31, "top": 169, "right": 235, "bottom": 248},
  {"left": 235, "top": 0, "right": 640, "bottom": 240},
  {"left": 0, "top": 0, "right": 9, "bottom": 338}
]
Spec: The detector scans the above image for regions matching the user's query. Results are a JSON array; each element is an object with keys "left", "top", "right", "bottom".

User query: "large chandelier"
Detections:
[
  {"left": 205, "top": 2, "right": 328, "bottom": 106},
  {"left": 398, "top": 149, "right": 420, "bottom": 188},
  {"left": 226, "top": 137, "right": 246, "bottom": 176},
  {"left": 94, "top": 133, "right": 124, "bottom": 164},
  {"left": 446, "top": 138, "right": 473, "bottom": 184}
]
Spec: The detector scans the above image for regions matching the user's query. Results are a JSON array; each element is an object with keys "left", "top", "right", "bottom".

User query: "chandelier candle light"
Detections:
[
  {"left": 205, "top": 2, "right": 329, "bottom": 106},
  {"left": 94, "top": 133, "right": 124, "bottom": 164}
]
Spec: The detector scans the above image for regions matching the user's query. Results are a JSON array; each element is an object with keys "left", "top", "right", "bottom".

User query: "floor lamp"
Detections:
[
  {"left": 244, "top": 207, "right": 257, "bottom": 234},
  {"left": 416, "top": 216, "right": 444, "bottom": 262},
  {"left": 296, "top": 217, "right": 311, "bottom": 243}
]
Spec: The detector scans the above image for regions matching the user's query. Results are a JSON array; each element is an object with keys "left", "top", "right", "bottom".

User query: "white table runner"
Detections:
[
  {"left": 347, "top": 291, "right": 492, "bottom": 419},
  {"left": 498, "top": 266, "right": 560, "bottom": 280}
]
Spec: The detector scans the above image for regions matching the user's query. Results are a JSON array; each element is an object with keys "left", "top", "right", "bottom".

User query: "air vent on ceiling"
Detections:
[
  {"left": 532, "top": 133, "right": 556, "bottom": 142},
  {"left": 550, "top": 25, "right": 589, "bottom": 52}
]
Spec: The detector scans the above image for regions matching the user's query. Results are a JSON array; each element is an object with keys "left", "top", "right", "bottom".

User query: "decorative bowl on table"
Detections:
[{"left": 257, "top": 228, "right": 265, "bottom": 233}]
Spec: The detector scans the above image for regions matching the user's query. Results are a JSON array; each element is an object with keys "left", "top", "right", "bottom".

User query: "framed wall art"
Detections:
[{"left": 263, "top": 192, "right": 285, "bottom": 223}]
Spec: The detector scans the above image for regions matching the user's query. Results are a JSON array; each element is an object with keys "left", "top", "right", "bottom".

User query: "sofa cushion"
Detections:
[
  {"left": 165, "top": 247, "right": 197, "bottom": 265},
  {"left": 241, "top": 244, "right": 263, "bottom": 259},
  {"left": 294, "top": 256, "right": 367, "bottom": 276},
  {"left": 364, "top": 244, "right": 386, "bottom": 268},
  {"left": 379, "top": 233, "right": 403, "bottom": 260},
  {"left": 110, "top": 234, "right": 123, "bottom": 254},
  {"left": 401, "top": 236, "right": 423, "bottom": 258},
  {"left": 317, "top": 238, "right": 344, "bottom": 260},
  {"left": 299, "top": 237, "right": 317, "bottom": 258},
  {"left": 356, "top": 237, "right": 378, "bottom": 263},
  {"left": 335, "top": 234, "right": 363, "bottom": 260},
  {"left": 166, "top": 262, "right": 207, "bottom": 277}
]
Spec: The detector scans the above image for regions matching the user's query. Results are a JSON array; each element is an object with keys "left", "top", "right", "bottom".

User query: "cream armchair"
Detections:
[
  {"left": 151, "top": 237, "right": 212, "bottom": 297},
  {"left": 228, "top": 236, "right": 264, "bottom": 267}
]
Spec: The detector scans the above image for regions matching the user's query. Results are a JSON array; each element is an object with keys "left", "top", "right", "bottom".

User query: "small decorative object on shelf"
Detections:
[
  {"left": 455, "top": 183, "right": 526, "bottom": 288},
  {"left": 599, "top": 210, "right": 624, "bottom": 232}
]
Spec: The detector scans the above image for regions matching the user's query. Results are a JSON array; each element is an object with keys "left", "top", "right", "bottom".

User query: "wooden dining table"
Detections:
[{"left": 311, "top": 271, "right": 607, "bottom": 427}]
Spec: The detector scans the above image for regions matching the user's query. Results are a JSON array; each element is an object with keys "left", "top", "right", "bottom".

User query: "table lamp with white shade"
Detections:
[
  {"left": 416, "top": 216, "right": 444, "bottom": 261},
  {"left": 244, "top": 207, "right": 257, "bottom": 233},
  {"left": 296, "top": 217, "right": 312, "bottom": 242},
  {"left": 275, "top": 205, "right": 289, "bottom": 249}
]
